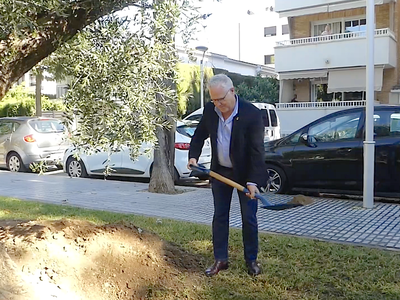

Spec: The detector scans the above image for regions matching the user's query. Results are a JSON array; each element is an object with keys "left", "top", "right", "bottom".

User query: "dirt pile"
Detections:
[
  {"left": 288, "top": 195, "right": 314, "bottom": 206},
  {"left": 0, "top": 219, "right": 203, "bottom": 300}
]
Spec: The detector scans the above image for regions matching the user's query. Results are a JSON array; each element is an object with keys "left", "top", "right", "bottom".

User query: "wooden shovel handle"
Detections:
[{"left": 209, "top": 170, "right": 246, "bottom": 192}]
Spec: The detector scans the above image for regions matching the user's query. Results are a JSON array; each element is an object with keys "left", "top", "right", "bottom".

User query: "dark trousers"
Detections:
[{"left": 211, "top": 167, "right": 259, "bottom": 262}]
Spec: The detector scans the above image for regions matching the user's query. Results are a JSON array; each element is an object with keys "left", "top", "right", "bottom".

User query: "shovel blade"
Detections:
[{"left": 260, "top": 203, "right": 303, "bottom": 211}]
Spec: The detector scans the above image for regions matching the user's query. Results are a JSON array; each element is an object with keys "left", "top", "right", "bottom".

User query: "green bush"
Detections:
[
  {"left": 176, "top": 63, "right": 213, "bottom": 118},
  {"left": 0, "top": 83, "right": 65, "bottom": 117},
  {"left": 213, "top": 69, "right": 279, "bottom": 104}
]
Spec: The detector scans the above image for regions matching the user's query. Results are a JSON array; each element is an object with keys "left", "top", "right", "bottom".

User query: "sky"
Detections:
[
  {"left": 119, "top": 0, "right": 273, "bottom": 63},
  {"left": 178, "top": 0, "right": 269, "bottom": 60}
]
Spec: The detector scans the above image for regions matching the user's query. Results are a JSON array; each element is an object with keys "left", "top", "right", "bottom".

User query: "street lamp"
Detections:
[{"left": 195, "top": 45, "right": 208, "bottom": 109}]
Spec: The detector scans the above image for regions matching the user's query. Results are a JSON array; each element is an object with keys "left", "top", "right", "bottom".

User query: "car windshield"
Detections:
[{"left": 29, "top": 119, "right": 65, "bottom": 133}]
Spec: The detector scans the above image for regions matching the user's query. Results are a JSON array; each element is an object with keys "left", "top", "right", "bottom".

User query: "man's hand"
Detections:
[
  {"left": 246, "top": 184, "right": 259, "bottom": 199},
  {"left": 187, "top": 158, "right": 198, "bottom": 170}
]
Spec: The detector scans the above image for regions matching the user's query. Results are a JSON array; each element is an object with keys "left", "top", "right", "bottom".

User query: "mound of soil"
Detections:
[{"left": 0, "top": 219, "right": 204, "bottom": 300}]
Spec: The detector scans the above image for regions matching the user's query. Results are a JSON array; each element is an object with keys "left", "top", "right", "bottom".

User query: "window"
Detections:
[
  {"left": 260, "top": 109, "right": 270, "bottom": 127},
  {"left": 313, "top": 17, "right": 367, "bottom": 37},
  {"left": 372, "top": 111, "right": 400, "bottom": 137},
  {"left": 281, "top": 131, "right": 301, "bottom": 146},
  {"left": 312, "top": 83, "right": 366, "bottom": 102},
  {"left": 264, "top": 26, "right": 276, "bottom": 37},
  {"left": 56, "top": 85, "right": 69, "bottom": 98},
  {"left": 28, "top": 120, "right": 65, "bottom": 133},
  {"left": 390, "top": 114, "right": 400, "bottom": 135},
  {"left": 269, "top": 110, "right": 278, "bottom": 127},
  {"left": 177, "top": 124, "right": 197, "bottom": 138},
  {"left": 345, "top": 18, "right": 366, "bottom": 33},
  {"left": 313, "top": 21, "right": 341, "bottom": 36},
  {"left": 282, "top": 24, "right": 289, "bottom": 35},
  {"left": 0, "top": 122, "right": 13, "bottom": 135},
  {"left": 184, "top": 114, "right": 202, "bottom": 122},
  {"left": 308, "top": 112, "right": 361, "bottom": 142},
  {"left": 264, "top": 55, "right": 275, "bottom": 65}
]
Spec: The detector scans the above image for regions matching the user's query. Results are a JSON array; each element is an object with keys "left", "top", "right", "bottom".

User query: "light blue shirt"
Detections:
[{"left": 214, "top": 96, "right": 239, "bottom": 168}]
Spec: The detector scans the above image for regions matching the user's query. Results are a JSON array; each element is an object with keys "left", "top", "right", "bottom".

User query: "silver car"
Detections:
[{"left": 0, "top": 117, "right": 69, "bottom": 172}]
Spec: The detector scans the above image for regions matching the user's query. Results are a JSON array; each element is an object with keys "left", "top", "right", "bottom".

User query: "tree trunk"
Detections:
[
  {"left": 0, "top": 0, "right": 139, "bottom": 101},
  {"left": 148, "top": 124, "right": 176, "bottom": 194},
  {"left": 148, "top": 1, "right": 177, "bottom": 194},
  {"left": 149, "top": 78, "right": 177, "bottom": 194}
]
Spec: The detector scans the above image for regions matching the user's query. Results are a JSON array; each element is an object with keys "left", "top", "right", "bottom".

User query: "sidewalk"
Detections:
[{"left": 1, "top": 171, "right": 400, "bottom": 251}]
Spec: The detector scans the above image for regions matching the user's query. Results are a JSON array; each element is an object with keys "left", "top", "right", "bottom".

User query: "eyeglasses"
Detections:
[{"left": 211, "top": 89, "right": 231, "bottom": 104}]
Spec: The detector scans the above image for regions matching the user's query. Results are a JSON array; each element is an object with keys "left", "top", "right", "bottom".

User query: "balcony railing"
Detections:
[
  {"left": 276, "top": 28, "right": 396, "bottom": 48},
  {"left": 275, "top": 100, "right": 370, "bottom": 109}
]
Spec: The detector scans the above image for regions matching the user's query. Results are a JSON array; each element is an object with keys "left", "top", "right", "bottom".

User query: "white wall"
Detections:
[
  {"left": 275, "top": 0, "right": 389, "bottom": 16},
  {"left": 275, "top": 34, "right": 397, "bottom": 72},
  {"left": 277, "top": 106, "right": 350, "bottom": 135},
  {"left": 238, "top": 0, "right": 289, "bottom": 65},
  {"left": 276, "top": 0, "right": 361, "bottom": 12},
  {"left": 177, "top": 48, "right": 277, "bottom": 77}
]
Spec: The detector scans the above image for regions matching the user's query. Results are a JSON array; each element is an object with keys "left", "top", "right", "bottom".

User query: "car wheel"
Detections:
[
  {"left": 66, "top": 157, "right": 88, "bottom": 178},
  {"left": 7, "top": 152, "right": 26, "bottom": 172},
  {"left": 265, "top": 164, "right": 287, "bottom": 194}
]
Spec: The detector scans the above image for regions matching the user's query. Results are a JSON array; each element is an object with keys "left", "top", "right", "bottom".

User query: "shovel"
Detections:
[{"left": 189, "top": 164, "right": 302, "bottom": 211}]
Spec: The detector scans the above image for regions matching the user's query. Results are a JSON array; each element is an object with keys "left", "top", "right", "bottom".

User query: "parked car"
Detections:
[
  {"left": 0, "top": 117, "right": 69, "bottom": 172},
  {"left": 184, "top": 102, "right": 281, "bottom": 142},
  {"left": 265, "top": 105, "right": 400, "bottom": 197},
  {"left": 63, "top": 121, "right": 211, "bottom": 181}
]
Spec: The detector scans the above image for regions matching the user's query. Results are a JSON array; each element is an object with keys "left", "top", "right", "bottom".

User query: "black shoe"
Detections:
[
  {"left": 246, "top": 261, "right": 262, "bottom": 276},
  {"left": 205, "top": 260, "right": 229, "bottom": 277}
]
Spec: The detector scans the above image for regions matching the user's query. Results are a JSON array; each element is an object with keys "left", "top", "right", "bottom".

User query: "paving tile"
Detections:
[{"left": 2, "top": 172, "right": 400, "bottom": 251}]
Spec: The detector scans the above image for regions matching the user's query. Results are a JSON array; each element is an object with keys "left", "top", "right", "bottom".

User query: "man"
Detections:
[{"left": 188, "top": 74, "right": 266, "bottom": 276}]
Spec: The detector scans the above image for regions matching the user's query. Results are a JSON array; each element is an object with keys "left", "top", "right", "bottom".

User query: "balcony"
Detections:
[
  {"left": 275, "top": 0, "right": 392, "bottom": 18},
  {"left": 275, "top": 29, "right": 397, "bottom": 73}
]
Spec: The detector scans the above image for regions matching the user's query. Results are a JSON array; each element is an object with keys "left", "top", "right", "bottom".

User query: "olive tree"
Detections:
[{"left": 44, "top": 1, "right": 200, "bottom": 193}]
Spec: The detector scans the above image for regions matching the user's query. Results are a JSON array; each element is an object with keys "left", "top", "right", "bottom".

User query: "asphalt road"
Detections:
[{"left": 0, "top": 167, "right": 211, "bottom": 188}]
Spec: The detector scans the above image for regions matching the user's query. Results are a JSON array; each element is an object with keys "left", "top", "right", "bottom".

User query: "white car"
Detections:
[
  {"left": 63, "top": 121, "right": 211, "bottom": 181},
  {"left": 184, "top": 102, "right": 281, "bottom": 142}
]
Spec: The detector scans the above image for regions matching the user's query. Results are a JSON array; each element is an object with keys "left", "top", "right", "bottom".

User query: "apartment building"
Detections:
[
  {"left": 233, "top": 0, "right": 289, "bottom": 66},
  {"left": 275, "top": 0, "right": 398, "bottom": 104},
  {"left": 187, "top": 0, "right": 288, "bottom": 67},
  {"left": 260, "top": 0, "right": 290, "bottom": 67},
  {"left": 273, "top": 0, "right": 399, "bottom": 135}
]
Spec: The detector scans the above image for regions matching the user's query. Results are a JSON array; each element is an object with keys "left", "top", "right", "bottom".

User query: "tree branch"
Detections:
[{"left": 0, "top": 0, "right": 140, "bottom": 100}]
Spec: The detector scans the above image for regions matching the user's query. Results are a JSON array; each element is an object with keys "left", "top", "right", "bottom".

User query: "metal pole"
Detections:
[
  {"left": 363, "top": 0, "right": 375, "bottom": 209},
  {"left": 200, "top": 59, "right": 204, "bottom": 109},
  {"left": 35, "top": 72, "right": 42, "bottom": 117},
  {"left": 238, "top": 23, "right": 241, "bottom": 60}
]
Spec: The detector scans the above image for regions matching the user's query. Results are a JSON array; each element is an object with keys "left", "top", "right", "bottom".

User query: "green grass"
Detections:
[{"left": 1, "top": 196, "right": 400, "bottom": 300}]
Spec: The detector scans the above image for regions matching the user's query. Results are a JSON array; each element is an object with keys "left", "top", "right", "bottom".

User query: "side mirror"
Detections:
[
  {"left": 301, "top": 133, "right": 317, "bottom": 147},
  {"left": 300, "top": 133, "right": 308, "bottom": 145}
]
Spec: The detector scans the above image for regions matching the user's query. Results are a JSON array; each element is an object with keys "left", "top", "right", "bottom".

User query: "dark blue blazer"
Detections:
[{"left": 189, "top": 97, "right": 266, "bottom": 187}]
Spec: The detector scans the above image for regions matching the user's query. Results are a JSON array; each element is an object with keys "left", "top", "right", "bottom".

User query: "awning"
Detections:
[
  {"left": 279, "top": 70, "right": 327, "bottom": 80},
  {"left": 327, "top": 67, "right": 384, "bottom": 93},
  {"left": 278, "top": 0, "right": 385, "bottom": 18}
]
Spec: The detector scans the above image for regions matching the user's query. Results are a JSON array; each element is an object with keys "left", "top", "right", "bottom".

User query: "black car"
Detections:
[{"left": 265, "top": 105, "right": 400, "bottom": 197}]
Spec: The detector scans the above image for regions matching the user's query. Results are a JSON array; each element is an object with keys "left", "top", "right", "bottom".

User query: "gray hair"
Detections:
[{"left": 208, "top": 74, "right": 234, "bottom": 91}]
